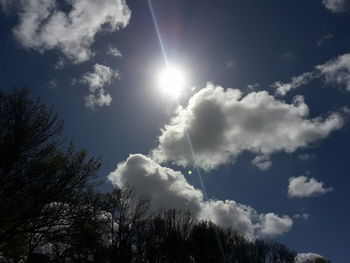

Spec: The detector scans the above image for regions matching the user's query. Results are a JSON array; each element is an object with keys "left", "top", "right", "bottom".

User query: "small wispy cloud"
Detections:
[
  {"left": 283, "top": 52, "right": 297, "bottom": 62},
  {"left": 107, "top": 45, "right": 122, "bottom": 57},
  {"left": 226, "top": 60, "right": 237, "bottom": 69},
  {"left": 299, "top": 153, "right": 317, "bottom": 162},
  {"left": 80, "top": 64, "right": 119, "bottom": 109},
  {"left": 273, "top": 72, "right": 316, "bottom": 96},
  {"left": 322, "top": 0, "right": 348, "bottom": 13},
  {"left": 273, "top": 53, "right": 350, "bottom": 96},
  {"left": 293, "top": 213, "right": 310, "bottom": 220},
  {"left": 46, "top": 79, "right": 58, "bottom": 90},
  {"left": 252, "top": 155, "right": 272, "bottom": 171},
  {"left": 317, "top": 33, "right": 334, "bottom": 47}
]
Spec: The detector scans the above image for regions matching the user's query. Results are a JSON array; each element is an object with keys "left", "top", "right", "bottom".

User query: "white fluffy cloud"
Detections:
[
  {"left": 108, "top": 154, "right": 203, "bottom": 215},
  {"left": 1, "top": 0, "right": 130, "bottom": 63},
  {"left": 295, "top": 252, "right": 328, "bottom": 263},
  {"left": 322, "top": 0, "right": 347, "bottom": 13},
  {"left": 151, "top": 84, "right": 343, "bottom": 171},
  {"left": 200, "top": 200, "right": 258, "bottom": 238},
  {"left": 259, "top": 213, "right": 293, "bottom": 236},
  {"left": 288, "top": 176, "right": 332, "bottom": 198},
  {"left": 108, "top": 154, "right": 293, "bottom": 238},
  {"left": 80, "top": 64, "right": 119, "bottom": 109}
]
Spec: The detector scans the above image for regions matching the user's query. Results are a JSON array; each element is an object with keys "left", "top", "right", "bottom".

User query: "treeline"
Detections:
[
  {"left": 0, "top": 89, "right": 327, "bottom": 263},
  {"left": 1, "top": 185, "right": 297, "bottom": 263}
]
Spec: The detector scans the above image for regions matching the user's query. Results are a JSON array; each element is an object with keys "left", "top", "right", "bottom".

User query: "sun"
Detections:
[{"left": 157, "top": 66, "right": 186, "bottom": 98}]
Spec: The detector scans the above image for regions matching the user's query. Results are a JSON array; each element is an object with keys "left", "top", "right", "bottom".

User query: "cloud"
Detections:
[
  {"left": 322, "top": 0, "right": 348, "bottom": 13},
  {"left": 251, "top": 155, "right": 272, "bottom": 171},
  {"left": 226, "top": 60, "right": 237, "bottom": 69},
  {"left": 293, "top": 213, "right": 310, "bottom": 220},
  {"left": 2, "top": 0, "right": 130, "bottom": 63},
  {"left": 85, "top": 91, "right": 112, "bottom": 109},
  {"left": 151, "top": 84, "right": 343, "bottom": 171},
  {"left": 316, "top": 53, "right": 350, "bottom": 91},
  {"left": 283, "top": 52, "right": 297, "bottom": 62},
  {"left": 108, "top": 154, "right": 293, "bottom": 238},
  {"left": 288, "top": 176, "right": 332, "bottom": 198},
  {"left": 0, "top": 0, "right": 12, "bottom": 12},
  {"left": 259, "top": 213, "right": 293, "bottom": 236},
  {"left": 246, "top": 83, "right": 260, "bottom": 92},
  {"left": 317, "top": 34, "right": 334, "bottom": 47},
  {"left": 200, "top": 200, "right": 258, "bottom": 238},
  {"left": 81, "top": 64, "right": 118, "bottom": 90},
  {"left": 80, "top": 64, "right": 119, "bottom": 109},
  {"left": 107, "top": 45, "right": 122, "bottom": 57},
  {"left": 274, "top": 53, "right": 350, "bottom": 95},
  {"left": 295, "top": 252, "right": 328, "bottom": 263},
  {"left": 108, "top": 154, "right": 204, "bottom": 215},
  {"left": 299, "top": 153, "right": 317, "bottom": 162},
  {"left": 46, "top": 79, "right": 58, "bottom": 89},
  {"left": 273, "top": 72, "right": 316, "bottom": 96}
]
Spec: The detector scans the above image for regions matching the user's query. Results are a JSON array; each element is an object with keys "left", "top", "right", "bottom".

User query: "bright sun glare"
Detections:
[{"left": 157, "top": 66, "right": 186, "bottom": 98}]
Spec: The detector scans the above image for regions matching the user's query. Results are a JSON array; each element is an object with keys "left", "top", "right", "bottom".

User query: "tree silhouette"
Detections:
[
  {"left": 0, "top": 88, "right": 100, "bottom": 260},
  {"left": 103, "top": 188, "right": 150, "bottom": 263}
]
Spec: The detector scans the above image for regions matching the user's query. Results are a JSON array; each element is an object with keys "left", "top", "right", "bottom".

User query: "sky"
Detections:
[{"left": 1, "top": 0, "right": 350, "bottom": 262}]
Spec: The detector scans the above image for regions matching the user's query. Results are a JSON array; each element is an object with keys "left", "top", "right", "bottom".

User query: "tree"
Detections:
[
  {"left": 103, "top": 188, "right": 150, "bottom": 262},
  {"left": 142, "top": 209, "right": 195, "bottom": 263},
  {"left": 189, "top": 221, "right": 228, "bottom": 263},
  {"left": 0, "top": 88, "right": 100, "bottom": 260}
]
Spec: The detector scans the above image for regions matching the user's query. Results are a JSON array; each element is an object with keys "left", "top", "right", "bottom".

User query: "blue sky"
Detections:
[{"left": 1, "top": 0, "right": 350, "bottom": 262}]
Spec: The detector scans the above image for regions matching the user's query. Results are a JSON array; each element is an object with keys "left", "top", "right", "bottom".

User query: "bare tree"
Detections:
[{"left": 0, "top": 88, "right": 100, "bottom": 260}]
